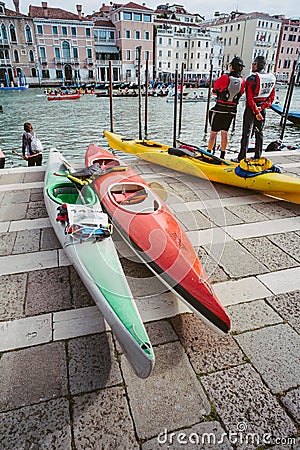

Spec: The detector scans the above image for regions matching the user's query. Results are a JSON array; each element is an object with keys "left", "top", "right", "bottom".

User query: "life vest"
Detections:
[
  {"left": 217, "top": 75, "right": 243, "bottom": 104},
  {"left": 253, "top": 72, "right": 276, "bottom": 100}
]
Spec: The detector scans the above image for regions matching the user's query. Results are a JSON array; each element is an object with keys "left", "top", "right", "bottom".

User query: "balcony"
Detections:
[
  {"left": 39, "top": 57, "right": 47, "bottom": 64},
  {"left": 255, "top": 39, "right": 271, "bottom": 47},
  {"left": 95, "top": 59, "right": 122, "bottom": 66},
  {"left": 0, "top": 38, "right": 9, "bottom": 46},
  {"left": 54, "top": 57, "right": 80, "bottom": 65},
  {"left": 86, "top": 58, "right": 94, "bottom": 65},
  {"left": 0, "top": 58, "right": 11, "bottom": 65}
]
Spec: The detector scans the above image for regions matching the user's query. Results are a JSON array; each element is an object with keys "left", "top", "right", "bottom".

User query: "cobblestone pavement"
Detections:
[{"left": 0, "top": 152, "right": 299, "bottom": 450}]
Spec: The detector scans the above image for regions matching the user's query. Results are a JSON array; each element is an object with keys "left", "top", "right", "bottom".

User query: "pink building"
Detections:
[
  {"left": 29, "top": 2, "right": 95, "bottom": 85},
  {"left": 275, "top": 18, "right": 300, "bottom": 83},
  {"left": 108, "top": 2, "right": 154, "bottom": 83}
]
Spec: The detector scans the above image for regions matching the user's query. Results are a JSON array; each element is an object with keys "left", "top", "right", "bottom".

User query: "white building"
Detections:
[
  {"left": 207, "top": 11, "right": 281, "bottom": 76},
  {"left": 154, "top": 4, "right": 223, "bottom": 85}
]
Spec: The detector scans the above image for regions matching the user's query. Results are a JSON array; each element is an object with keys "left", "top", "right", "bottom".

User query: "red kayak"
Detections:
[
  {"left": 47, "top": 93, "right": 81, "bottom": 101},
  {"left": 85, "top": 144, "right": 231, "bottom": 334}
]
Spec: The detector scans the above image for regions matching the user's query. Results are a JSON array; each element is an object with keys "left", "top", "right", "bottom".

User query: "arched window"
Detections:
[
  {"left": 5, "top": 49, "right": 9, "bottom": 59},
  {"left": 14, "top": 49, "right": 19, "bottom": 62},
  {"left": 9, "top": 24, "right": 17, "bottom": 42},
  {"left": 25, "top": 25, "right": 32, "bottom": 43},
  {"left": 1, "top": 23, "right": 8, "bottom": 40},
  {"left": 62, "top": 41, "right": 71, "bottom": 59},
  {"left": 29, "top": 50, "right": 34, "bottom": 62}
]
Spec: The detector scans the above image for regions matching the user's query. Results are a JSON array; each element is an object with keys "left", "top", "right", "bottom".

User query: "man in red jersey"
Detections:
[
  {"left": 207, "top": 57, "right": 245, "bottom": 159},
  {"left": 232, "top": 55, "right": 276, "bottom": 162}
]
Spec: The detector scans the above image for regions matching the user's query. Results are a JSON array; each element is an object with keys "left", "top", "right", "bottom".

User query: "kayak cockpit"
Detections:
[
  {"left": 109, "top": 182, "right": 161, "bottom": 213},
  {"left": 89, "top": 158, "right": 120, "bottom": 171},
  {"left": 47, "top": 183, "right": 98, "bottom": 206}
]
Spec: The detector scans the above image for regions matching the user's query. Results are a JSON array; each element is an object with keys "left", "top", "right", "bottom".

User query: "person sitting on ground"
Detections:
[
  {"left": 207, "top": 56, "right": 245, "bottom": 159},
  {"left": 22, "top": 122, "right": 43, "bottom": 166}
]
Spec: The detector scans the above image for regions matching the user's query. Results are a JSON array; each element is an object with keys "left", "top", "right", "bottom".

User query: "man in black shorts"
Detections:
[{"left": 207, "top": 57, "right": 245, "bottom": 158}]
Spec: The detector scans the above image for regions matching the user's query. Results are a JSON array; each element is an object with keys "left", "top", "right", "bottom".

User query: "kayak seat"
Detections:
[
  {"left": 48, "top": 183, "right": 97, "bottom": 206},
  {"left": 111, "top": 189, "right": 160, "bottom": 212}
]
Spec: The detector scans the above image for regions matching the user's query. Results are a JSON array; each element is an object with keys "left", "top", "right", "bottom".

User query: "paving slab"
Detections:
[
  {"left": 0, "top": 273, "right": 27, "bottom": 320},
  {"left": 0, "top": 250, "right": 59, "bottom": 275},
  {"left": 0, "top": 203, "right": 28, "bottom": 221},
  {"left": 197, "top": 247, "right": 230, "bottom": 283},
  {"left": 258, "top": 267, "right": 300, "bottom": 295},
  {"left": 0, "top": 172, "right": 25, "bottom": 185},
  {"left": 0, "top": 313, "right": 52, "bottom": 352},
  {"left": 68, "top": 333, "right": 122, "bottom": 394},
  {"left": 186, "top": 227, "right": 232, "bottom": 247},
  {"left": 171, "top": 314, "right": 244, "bottom": 373},
  {"left": 12, "top": 229, "right": 41, "bottom": 254},
  {"left": 0, "top": 189, "right": 30, "bottom": 205},
  {"left": 145, "top": 319, "right": 178, "bottom": 346},
  {"left": 136, "top": 292, "right": 190, "bottom": 322},
  {"left": 0, "top": 231, "right": 16, "bottom": 256},
  {"left": 72, "top": 387, "right": 139, "bottom": 450},
  {"left": 226, "top": 203, "right": 267, "bottom": 223},
  {"left": 235, "top": 324, "right": 300, "bottom": 393},
  {"left": 0, "top": 398, "right": 71, "bottom": 450},
  {"left": 0, "top": 342, "right": 68, "bottom": 412},
  {"left": 269, "top": 231, "right": 300, "bottom": 263},
  {"left": 25, "top": 267, "right": 72, "bottom": 315},
  {"left": 121, "top": 341, "right": 210, "bottom": 440},
  {"left": 142, "top": 421, "right": 233, "bottom": 449},
  {"left": 201, "top": 364, "right": 297, "bottom": 450},
  {"left": 53, "top": 306, "right": 107, "bottom": 341},
  {"left": 267, "top": 290, "right": 300, "bottom": 333},
  {"left": 252, "top": 201, "right": 297, "bottom": 219},
  {"left": 202, "top": 207, "right": 243, "bottom": 227},
  {"left": 0, "top": 221, "right": 9, "bottom": 232},
  {"left": 226, "top": 300, "right": 283, "bottom": 333},
  {"left": 281, "top": 388, "right": 300, "bottom": 423},
  {"left": 40, "top": 226, "right": 61, "bottom": 250},
  {"left": 204, "top": 241, "right": 267, "bottom": 278},
  {"left": 9, "top": 216, "right": 51, "bottom": 231},
  {"left": 224, "top": 217, "right": 300, "bottom": 240},
  {"left": 24, "top": 171, "right": 45, "bottom": 183},
  {"left": 30, "top": 187, "right": 44, "bottom": 202},
  {"left": 213, "top": 277, "right": 272, "bottom": 307},
  {"left": 239, "top": 236, "right": 298, "bottom": 271},
  {"left": 26, "top": 199, "right": 48, "bottom": 219},
  {"left": 175, "top": 209, "right": 213, "bottom": 231},
  {"left": 69, "top": 266, "right": 95, "bottom": 308}
]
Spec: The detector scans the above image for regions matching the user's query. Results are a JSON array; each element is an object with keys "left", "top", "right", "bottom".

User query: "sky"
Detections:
[{"left": 6, "top": 0, "right": 300, "bottom": 19}]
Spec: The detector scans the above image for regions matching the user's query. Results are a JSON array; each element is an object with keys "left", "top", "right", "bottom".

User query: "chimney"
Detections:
[
  {"left": 76, "top": 4, "right": 82, "bottom": 20},
  {"left": 41, "top": 2, "right": 48, "bottom": 17},
  {"left": 13, "top": 0, "right": 20, "bottom": 14}
]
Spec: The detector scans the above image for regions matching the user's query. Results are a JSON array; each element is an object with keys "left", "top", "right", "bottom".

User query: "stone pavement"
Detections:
[{"left": 0, "top": 153, "right": 299, "bottom": 450}]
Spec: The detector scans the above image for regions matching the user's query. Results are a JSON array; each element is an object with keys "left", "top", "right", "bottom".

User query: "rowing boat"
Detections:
[
  {"left": 271, "top": 103, "right": 300, "bottom": 126},
  {"left": 44, "top": 149, "right": 155, "bottom": 378},
  {"left": 47, "top": 93, "right": 81, "bottom": 101},
  {"left": 85, "top": 144, "right": 231, "bottom": 335},
  {"left": 103, "top": 130, "right": 300, "bottom": 205}
]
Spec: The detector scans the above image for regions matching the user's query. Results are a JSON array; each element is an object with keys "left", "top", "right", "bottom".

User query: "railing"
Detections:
[
  {"left": 39, "top": 57, "right": 47, "bottom": 64},
  {"left": 0, "top": 38, "right": 9, "bottom": 45},
  {"left": 54, "top": 57, "right": 79, "bottom": 64},
  {"left": 94, "top": 60, "right": 122, "bottom": 66},
  {"left": 0, "top": 58, "right": 11, "bottom": 65},
  {"left": 86, "top": 58, "right": 94, "bottom": 65}
]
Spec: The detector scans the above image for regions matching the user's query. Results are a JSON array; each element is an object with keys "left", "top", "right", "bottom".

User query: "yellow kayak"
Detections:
[{"left": 104, "top": 130, "right": 300, "bottom": 205}]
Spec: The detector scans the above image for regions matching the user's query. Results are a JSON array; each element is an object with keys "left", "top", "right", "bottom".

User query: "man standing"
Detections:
[
  {"left": 232, "top": 55, "right": 276, "bottom": 162},
  {"left": 207, "top": 57, "right": 245, "bottom": 159}
]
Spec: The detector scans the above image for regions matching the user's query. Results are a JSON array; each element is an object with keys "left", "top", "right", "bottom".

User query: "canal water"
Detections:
[{"left": 0, "top": 86, "right": 299, "bottom": 167}]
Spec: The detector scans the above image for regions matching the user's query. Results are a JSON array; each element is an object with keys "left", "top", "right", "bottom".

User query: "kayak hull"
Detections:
[
  {"left": 85, "top": 144, "right": 231, "bottom": 335},
  {"left": 44, "top": 149, "right": 154, "bottom": 378},
  {"left": 103, "top": 130, "right": 300, "bottom": 205}
]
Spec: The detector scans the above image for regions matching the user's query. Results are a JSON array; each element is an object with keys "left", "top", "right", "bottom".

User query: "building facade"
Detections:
[
  {"left": 93, "top": 18, "right": 121, "bottom": 83},
  {"left": 207, "top": 11, "right": 281, "bottom": 77},
  {"left": 29, "top": 2, "right": 95, "bottom": 85},
  {"left": 154, "top": 4, "right": 223, "bottom": 85},
  {"left": 0, "top": 0, "right": 36, "bottom": 86},
  {"left": 275, "top": 17, "right": 300, "bottom": 82}
]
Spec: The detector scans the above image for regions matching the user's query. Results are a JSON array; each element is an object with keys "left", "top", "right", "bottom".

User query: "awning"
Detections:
[{"left": 95, "top": 45, "right": 119, "bottom": 54}]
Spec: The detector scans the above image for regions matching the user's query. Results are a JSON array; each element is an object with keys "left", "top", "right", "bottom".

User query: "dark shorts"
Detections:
[
  {"left": 28, "top": 153, "right": 42, "bottom": 166},
  {"left": 209, "top": 110, "right": 235, "bottom": 132}
]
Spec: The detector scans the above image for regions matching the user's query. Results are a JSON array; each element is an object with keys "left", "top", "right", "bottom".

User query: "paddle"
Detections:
[
  {"left": 176, "top": 140, "right": 231, "bottom": 166},
  {"left": 54, "top": 165, "right": 127, "bottom": 186},
  {"left": 12, "top": 150, "right": 39, "bottom": 160}
]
